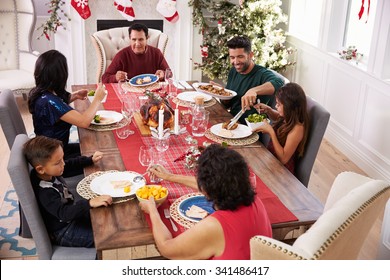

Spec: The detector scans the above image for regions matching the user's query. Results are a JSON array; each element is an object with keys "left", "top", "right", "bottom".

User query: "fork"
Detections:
[{"left": 164, "top": 208, "right": 178, "bottom": 232}]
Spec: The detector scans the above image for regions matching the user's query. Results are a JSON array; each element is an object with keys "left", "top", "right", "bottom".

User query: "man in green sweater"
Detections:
[{"left": 223, "top": 36, "right": 284, "bottom": 123}]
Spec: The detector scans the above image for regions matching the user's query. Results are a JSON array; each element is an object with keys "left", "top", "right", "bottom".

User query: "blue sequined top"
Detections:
[{"left": 32, "top": 91, "right": 73, "bottom": 147}]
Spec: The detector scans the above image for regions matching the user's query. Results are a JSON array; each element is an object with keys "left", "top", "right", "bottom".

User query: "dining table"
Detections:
[{"left": 72, "top": 82, "right": 323, "bottom": 260}]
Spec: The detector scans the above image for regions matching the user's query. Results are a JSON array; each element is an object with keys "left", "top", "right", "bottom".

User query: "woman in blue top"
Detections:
[{"left": 28, "top": 50, "right": 106, "bottom": 177}]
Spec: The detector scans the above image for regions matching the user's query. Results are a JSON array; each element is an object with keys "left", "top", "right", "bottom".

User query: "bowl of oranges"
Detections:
[{"left": 136, "top": 185, "right": 168, "bottom": 207}]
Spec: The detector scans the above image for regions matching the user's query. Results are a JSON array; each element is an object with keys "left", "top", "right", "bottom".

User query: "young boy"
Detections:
[{"left": 23, "top": 136, "right": 112, "bottom": 248}]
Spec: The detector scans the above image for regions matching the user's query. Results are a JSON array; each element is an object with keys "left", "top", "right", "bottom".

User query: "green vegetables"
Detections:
[
  {"left": 88, "top": 90, "right": 95, "bottom": 96},
  {"left": 93, "top": 115, "right": 101, "bottom": 123},
  {"left": 247, "top": 113, "right": 267, "bottom": 123}
]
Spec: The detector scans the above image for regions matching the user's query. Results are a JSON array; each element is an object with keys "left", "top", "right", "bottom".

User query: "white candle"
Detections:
[
  {"left": 158, "top": 107, "right": 164, "bottom": 139},
  {"left": 174, "top": 108, "right": 179, "bottom": 134}
]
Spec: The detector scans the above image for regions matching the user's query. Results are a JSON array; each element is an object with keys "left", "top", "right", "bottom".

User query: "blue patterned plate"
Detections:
[
  {"left": 129, "top": 74, "right": 158, "bottom": 87},
  {"left": 177, "top": 194, "right": 215, "bottom": 222}
]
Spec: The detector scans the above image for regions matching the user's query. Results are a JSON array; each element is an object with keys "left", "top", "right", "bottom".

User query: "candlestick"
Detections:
[
  {"left": 174, "top": 108, "right": 179, "bottom": 135},
  {"left": 158, "top": 107, "right": 164, "bottom": 139}
]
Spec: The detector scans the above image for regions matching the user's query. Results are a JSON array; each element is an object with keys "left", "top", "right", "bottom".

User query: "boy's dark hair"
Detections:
[
  {"left": 128, "top": 23, "right": 149, "bottom": 37},
  {"left": 227, "top": 36, "right": 252, "bottom": 53},
  {"left": 23, "top": 136, "right": 63, "bottom": 167}
]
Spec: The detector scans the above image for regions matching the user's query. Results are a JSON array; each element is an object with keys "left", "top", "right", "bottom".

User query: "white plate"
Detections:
[
  {"left": 90, "top": 171, "right": 146, "bottom": 198},
  {"left": 210, "top": 123, "right": 252, "bottom": 139},
  {"left": 91, "top": 110, "right": 123, "bottom": 125},
  {"left": 192, "top": 82, "right": 237, "bottom": 100},
  {"left": 129, "top": 74, "right": 158, "bottom": 87},
  {"left": 176, "top": 91, "right": 212, "bottom": 103}
]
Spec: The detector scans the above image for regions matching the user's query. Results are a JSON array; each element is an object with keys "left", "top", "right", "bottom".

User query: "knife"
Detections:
[{"left": 227, "top": 109, "right": 245, "bottom": 130}]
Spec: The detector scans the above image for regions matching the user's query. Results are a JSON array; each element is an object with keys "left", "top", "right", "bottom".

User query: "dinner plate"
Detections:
[
  {"left": 210, "top": 123, "right": 252, "bottom": 139},
  {"left": 129, "top": 74, "right": 158, "bottom": 87},
  {"left": 192, "top": 82, "right": 237, "bottom": 100},
  {"left": 177, "top": 195, "right": 215, "bottom": 223},
  {"left": 176, "top": 91, "right": 212, "bottom": 103},
  {"left": 91, "top": 110, "right": 123, "bottom": 125},
  {"left": 89, "top": 171, "right": 146, "bottom": 198}
]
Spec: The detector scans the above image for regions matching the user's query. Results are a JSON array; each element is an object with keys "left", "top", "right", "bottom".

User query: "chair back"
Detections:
[
  {"left": 91, "top": 27, "right": 169, "bottom": 82},
  {"left": 295, "top": 96, "right": 330, "bottom": 187},
  {"left": 7, "top": 134, "right": 96, "bottom": 259},
  {"left": 250, "top": 172, "right": 390, "bottom": 260},
  {"left": 0, "top": 88, "right": 27, "bottom": 148}
]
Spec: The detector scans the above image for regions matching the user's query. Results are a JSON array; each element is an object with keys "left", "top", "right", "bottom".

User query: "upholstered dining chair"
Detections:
[
  {"left": 0, "top": 0, "right": 38, "bottom": 100},
  {"left": 7, "top": 134, "right": 97, "bottom": 259},
  {"left": 250, "top": 171, "right": 390, "bottom": 260},
  {"left": 295, "top": 96, "right": 330, "bottom": 187},
  {"left": 91, "top": 27, "right": 169, "bottom": 83}
]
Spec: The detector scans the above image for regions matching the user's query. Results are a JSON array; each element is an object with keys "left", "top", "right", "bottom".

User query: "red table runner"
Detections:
[{"left": 102, "top": 83, "right": 297, "bottom": 234}]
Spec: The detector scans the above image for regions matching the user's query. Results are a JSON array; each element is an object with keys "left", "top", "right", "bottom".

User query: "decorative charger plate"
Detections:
[
  {"left": 91, "top": 110, "right": 123, "bottom": 125},
  {"left": 204, "top": 129, "right": 259, "bottom": 146},
  {"left": 177, "top": 91, "right": 212, "bottom": 103},
  {"left": 210, "top": 123, "right": 252, "bottom": 139},
  {"left": 129, "top": 74, "right": 158, "bottom": 87},
  {"left": 172, "top": 97, "right": 216, "bottom": 108},
  {"left": 192, "top": 82, "right": 237, "bottom": 100},
  {"left": 76, "top": 170, "right": 145, "bottom": 203},
  {"left": 170, "top": 193, "right": 214, "bottom": 228}
]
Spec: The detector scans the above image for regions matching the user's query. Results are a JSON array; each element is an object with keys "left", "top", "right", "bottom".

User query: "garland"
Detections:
[{"left": 36, "top": 0, "right": 71, "bottom": 40}]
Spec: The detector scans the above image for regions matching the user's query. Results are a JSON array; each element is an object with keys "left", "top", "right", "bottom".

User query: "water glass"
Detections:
[
  {"left": 180, "top": 110, "right": 191, "bottom": 125},
  {"left": 191, "top": 111, "right": 210, "bottom": 137},
  {"left": 139, "top": 146, "right": 152, "bottom": 167},
  {"left": 121, "top": 96, "right": 135, "bottom": 135}
]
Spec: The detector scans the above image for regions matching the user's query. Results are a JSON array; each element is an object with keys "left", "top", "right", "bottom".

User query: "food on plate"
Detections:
[
  {"left": 93, "top": 114, "right": 115, "bottom": 124},
  {"left": 87, "top": 90, "right": 95, "bottom": 96},
  {"left": 110, "top": 180, "right": 132, "bottom": 190},
  {"left": 136, "top": 185, "right": 168, "bottom": 200},
  {"left": 247, "top": 113, "right": 267, "bottom": 123},
  {"left": 198, "top": 84, "right": 232, "bottom": 97},
  {"left": 185, "top": 205, "right": 209, "bottom": 219},
  {"left": 93, "top": 114, "right": 101, "bottom": 123},
  {"left": 136, "top": 76, "right": 152, "bottom": 85},
  {"left": 140, "top": 99, "right": 174, "bottom": 128},
  {"left": 219, "top": 129, "right": 234, "bottom": 138},
  {"left": 222, "top": 120, "right": 238, "bottom": 130}
]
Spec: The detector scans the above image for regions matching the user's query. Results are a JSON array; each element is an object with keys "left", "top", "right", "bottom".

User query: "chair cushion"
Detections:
[{"left": 0, "top": 69, "right": 35, "bottom": 90}]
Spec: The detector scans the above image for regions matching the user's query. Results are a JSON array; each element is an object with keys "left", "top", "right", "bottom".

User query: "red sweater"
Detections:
[
  {"left": 102, "top": 45, "right": 170, "bottom": 83},
  {"left": 211, "top": 196, "right": 272, "bottom": 260}
]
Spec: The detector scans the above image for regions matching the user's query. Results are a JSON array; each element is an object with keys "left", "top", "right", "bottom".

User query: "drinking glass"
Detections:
[
  {"left": 139, "top": 146, "right": 152, "bottom": 167},
  {"left": 121, "top": 95, "right": 135, "bottom": 136},
  {"left": 191, "top": 111, "right": 210, "bottom": 137},
  {"left": 164, "top": 68, "right": 175, "bottom": 98},
  {"left": 154, "top": 136, "right": 170, "bottom": 164},
  {"left": 117, "top": 79, "right": 127, "bottom": 100}
]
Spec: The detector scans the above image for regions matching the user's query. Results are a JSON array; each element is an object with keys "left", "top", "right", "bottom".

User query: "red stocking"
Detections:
[
  {"left": 156, "top": 0, "right": 179, "bottom": 23},
  {"left": 114, "top": 0, "right": 135, "bottom": 21},
  {"left": 71, "top": 0, "right": 91, "bottom": 20}
]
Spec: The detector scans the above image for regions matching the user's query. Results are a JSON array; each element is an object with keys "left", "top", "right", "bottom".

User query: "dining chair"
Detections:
[
  {"left": 90, "top": 27, "right": 169, "bottom": 83},
  {"left": 377, "top": 199, "right": 390, "bottom": 259},
  {"left": 0, "top": 0, "right": 39, "bottom": 100},
  {"left": 295, "top": 96, "right": 330, "bottom": 187},
  {"left": 7, "top": 134, "right": 97, "bottom": 259},
  {"left": 250, "top": 171, "right": 390, "bottom": 260}
]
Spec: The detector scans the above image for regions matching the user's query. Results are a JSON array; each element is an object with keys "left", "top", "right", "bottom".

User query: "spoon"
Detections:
[{"left": 133, "top": 172, "right": 148, "bottom": 183}]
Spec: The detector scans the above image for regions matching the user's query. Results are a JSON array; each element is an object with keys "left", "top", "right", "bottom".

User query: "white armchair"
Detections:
[
  {"left": 0, "top": 0, "right": 38, "bottom": 99},
  {"left": 250, "top": 171, "right": 390, "bottom": 260},
  {"left": 90, "top": 27, "right": 169, "bottom": 83}
]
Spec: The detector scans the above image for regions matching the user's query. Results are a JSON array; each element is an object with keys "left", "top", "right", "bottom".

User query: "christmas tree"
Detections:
[{"left": 189, "top": 0, "right": 294, "bottom": 81}]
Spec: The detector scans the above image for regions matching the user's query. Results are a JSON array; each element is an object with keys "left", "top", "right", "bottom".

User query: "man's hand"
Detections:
[
  {"left": 241, "top": 88, "right": 257, "bottom": 110},
  {"left": 155, "top": 70, "right": 165, "bottom": 81},
  {"left": 115, "top": 71, "right": 128, "bottom": 82}
]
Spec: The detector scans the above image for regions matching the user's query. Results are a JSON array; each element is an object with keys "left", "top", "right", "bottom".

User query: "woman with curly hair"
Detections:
[
  {"left": 140, "top": 144, "right": 272, "bottom": 260},
  {"left": 253, "top": 83, "right": 309, "bottom": 174}
]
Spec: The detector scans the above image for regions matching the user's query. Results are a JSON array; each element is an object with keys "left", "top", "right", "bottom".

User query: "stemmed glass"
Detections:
[
  {"left": 120, "top": 95, "right": 135, "bottom": 136},
  {"left": 154, "top": 136, "right": 170, "bottom": 164},
  {"left": 139, "top": 146, "right": 152, "bottom": 167},
  {"left": 164, "top": 68, "right": 175, "bottom": 98}
]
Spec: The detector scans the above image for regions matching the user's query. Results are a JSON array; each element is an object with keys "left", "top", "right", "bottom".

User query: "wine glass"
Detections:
[
  {"left": 117, "top": 79, "right": 127, "bottom": 100},
  {"left": 154, "top": 136, "right": 170, "bottom": 164},
  {"left": 139, "top": 146, "right": 152, "bottom": 167},
  {"left": 164, "top": 68, "right": 175, "bottom": 98},
  {"left": 121, "top": 95, "right": 135, "bottom": 135}
]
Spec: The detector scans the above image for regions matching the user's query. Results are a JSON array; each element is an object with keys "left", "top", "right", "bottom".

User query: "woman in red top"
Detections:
[{"left": 139, "top": 144, "right": 272, "bottom": 260}]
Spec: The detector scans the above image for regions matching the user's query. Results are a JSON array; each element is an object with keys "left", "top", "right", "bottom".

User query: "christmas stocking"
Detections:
[
  {"left": 156, "top": 0, "right": 179, "bottom": 23},
  {"left": 71, "top": 0, "right": 91, "bottom": 20},
  {"left": 114, "top": 0, "right": 135, "bottom": 21}
]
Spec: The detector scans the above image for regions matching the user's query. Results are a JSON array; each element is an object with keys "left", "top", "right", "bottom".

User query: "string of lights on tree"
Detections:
[{"left": 189, "top": 0, "right": 295, "bottom": 81}]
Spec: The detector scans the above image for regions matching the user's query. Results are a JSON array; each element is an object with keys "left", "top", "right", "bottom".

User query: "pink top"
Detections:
[
  {"left": 102, "top": 45, "right": 170, "bottom": 83},
  {"left": 210, "top": 196, "right": 272, "bottom": 260}
]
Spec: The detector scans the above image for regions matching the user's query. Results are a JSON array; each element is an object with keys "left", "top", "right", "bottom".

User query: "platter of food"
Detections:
[
  {"left": 129, "top": 74, "right": 159, "bottom": 87},
  {"left": 177, "top": 194, "right": 215, "bottom": 223},
  {"left": 89, "top": 171, "right": 146, "bottom": 197},
  {"left": 210, "top": 123, "right": 252, "bottom": 139},
  {"left": 192, "top": 82, "right": 237, "bottom": 100},
  {"left": 176, "top": 91, "right": 212, "bottom": 103},
  {"left": 91, "top": 110, "right": 123, "bottom": 125}
]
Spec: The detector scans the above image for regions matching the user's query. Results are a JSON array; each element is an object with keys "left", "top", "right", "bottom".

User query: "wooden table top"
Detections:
[{"left": 72, "top": 83, "right": 323, "bottom": 254}]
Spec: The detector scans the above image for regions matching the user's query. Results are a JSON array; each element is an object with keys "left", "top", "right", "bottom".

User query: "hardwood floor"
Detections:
[{"left": 0, "top": 95, "right": 383, "bottom": 259}]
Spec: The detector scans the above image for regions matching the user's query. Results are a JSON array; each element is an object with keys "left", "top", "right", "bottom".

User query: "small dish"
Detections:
[{"left": 245, "top": 118, "right": 269, "bottom": 131}]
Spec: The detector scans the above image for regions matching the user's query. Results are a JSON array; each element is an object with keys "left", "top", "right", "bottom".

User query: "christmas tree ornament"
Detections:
[
  {"left": 114, "top": 0, "right": 135, "bottom": 21},
  {"left": 71, "top": 0, "right": 91, "bottom": 20},
  {"left": 201, "top": 45, "right": 208, "bottom": 58},
  {"left": 156, "top": 0, "right": 179, "bottom": 23},
  {"left": 217, "top": 19, "right": 225, "bottom": 35}
]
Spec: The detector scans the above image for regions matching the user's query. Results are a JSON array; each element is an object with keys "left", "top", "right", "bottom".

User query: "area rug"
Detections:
[{"left": 0, "top": 185, "right": 37, "bottom": 258}]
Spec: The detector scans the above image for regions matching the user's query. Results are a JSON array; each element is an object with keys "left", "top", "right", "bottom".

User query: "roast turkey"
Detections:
[{"left": 140, "top": 99, "right": 174, "bottom": 128}]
